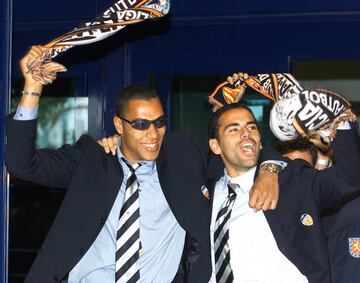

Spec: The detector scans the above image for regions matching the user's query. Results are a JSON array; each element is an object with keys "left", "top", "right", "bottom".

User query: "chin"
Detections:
[
  {"left": 242, "top": 159, "right": 257, "bottom": 168},
  {"left": 142, "top": 152, "right": 160, "bottom": 161}
]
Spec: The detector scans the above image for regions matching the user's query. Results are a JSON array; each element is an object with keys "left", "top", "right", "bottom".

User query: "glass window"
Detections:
[
  {"left": 11, "top": 78, "right": 88, "bottom": 148},
  {"left": 170, "top": 75, "right": 273, "bottom": 148}
]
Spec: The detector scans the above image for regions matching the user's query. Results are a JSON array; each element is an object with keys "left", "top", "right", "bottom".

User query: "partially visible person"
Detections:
[
  {"left": 275, "top": 122, "right": 360, "bottom": 283},
  {"left": 325, "top": 121, "right": 360, "bottom": 283},
  {"left": 274, "top": 136, "right": 318, "bottom": 166},
  {"left": 274, "top": 136, "right": 334, "bottom": 170},
  {"left": 207, "top": 103, "right": 360, "bottom": 283},
  {"left": 327, "top": 195, "right": 360, "bottom": 283}
]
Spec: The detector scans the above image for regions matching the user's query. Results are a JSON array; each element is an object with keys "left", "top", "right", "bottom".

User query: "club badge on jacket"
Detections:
[
  {"left": 201, "top": 185, "right": 210, "bottom": 200},
  {"left": 349, "top": 238, "right": 360, "bottom": 258},
  {"left": 300, "top": 213, "right": 314, "bottom": 226}
]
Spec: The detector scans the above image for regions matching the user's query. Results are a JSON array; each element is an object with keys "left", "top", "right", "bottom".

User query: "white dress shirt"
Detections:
[{"left": 209, "top": 167, "right": 308, "bottom": 283}]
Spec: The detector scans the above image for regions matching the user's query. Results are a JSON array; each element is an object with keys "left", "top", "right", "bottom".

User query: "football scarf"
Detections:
[
  {"left": 269, "top": 89, "right": 355, "bottom": 143},
  {"left": 209, "top": 73, "right": 356, "bottom": 145},
  {"left": 27, "top": 0, "right": 170, "bottom": 83},
  {"left": 209, "top": 73, "right": 303, "bottom": 109}
]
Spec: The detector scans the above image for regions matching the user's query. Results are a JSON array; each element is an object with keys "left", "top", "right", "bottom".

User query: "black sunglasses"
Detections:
[{"left": 119, "top": 115, "right": 167, "bottom": 130}]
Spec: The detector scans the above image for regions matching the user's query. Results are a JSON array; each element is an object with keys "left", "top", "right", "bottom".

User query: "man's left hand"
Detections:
[
  {"left": 249, "top": 170, "right": 279, "bottom": 211},
  {"left": 98, "top": 134, "right": 120, "bottom": 155}
]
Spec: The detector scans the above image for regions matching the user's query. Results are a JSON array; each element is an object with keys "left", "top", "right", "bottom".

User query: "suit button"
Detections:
[
  {"left": 53, "top": 276, "right": 59, "bottom": 282},
  {"left": 100, "top": 218, "right": 106, "bottom": 225}
]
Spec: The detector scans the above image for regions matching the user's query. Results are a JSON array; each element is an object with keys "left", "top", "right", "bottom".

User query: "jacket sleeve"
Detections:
[
  {"left": 298, "top": 125, "right": 360, "bottom": 209},
  {"left": 5, "top": 116, "right": 85, "bottom": 188},
  {"left": 258, "top": 146, "right": 287, "bottom": 164}
]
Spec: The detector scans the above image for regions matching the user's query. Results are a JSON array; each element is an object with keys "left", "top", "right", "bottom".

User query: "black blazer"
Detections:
[
  {"left": 5, "top": 117, "right": 212, "bottom": 283},
  {"left": 208, "top": 126, "right": 360, "bottom": 283}
]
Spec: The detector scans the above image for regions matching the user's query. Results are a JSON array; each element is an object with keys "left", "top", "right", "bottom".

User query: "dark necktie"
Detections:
[
  {"left": 214, "top": 183, "right": 238, "bottom": 283},
  {"left": 116, "top": 158, "right": 142, "bottom": 283}
]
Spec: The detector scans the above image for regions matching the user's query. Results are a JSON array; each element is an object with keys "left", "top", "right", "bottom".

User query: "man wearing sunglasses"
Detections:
[
  {"left": 118, "top": 115, "right": 168, "bottom": 130},
  {"left": 6, "top": 46, "right": 282, "bottom": 283}
]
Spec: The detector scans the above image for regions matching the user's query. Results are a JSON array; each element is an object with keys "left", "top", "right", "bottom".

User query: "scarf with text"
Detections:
[
  {"left": 28, "top": 0, "right": 170, "bottom": 83},
  {"left": 209, "top": 73, "right": 356, "bottom": 145}
]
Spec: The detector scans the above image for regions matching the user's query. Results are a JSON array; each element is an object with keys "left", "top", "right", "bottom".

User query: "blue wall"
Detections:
[
  {"left": 9, "top": 0, "right": 360, "bottom": 154},
  {"left": 11, "top": 1, "right": 360, "bottom": 128},
  {"left": 8, "top": 3, "right": 360, "bottom": 159}
]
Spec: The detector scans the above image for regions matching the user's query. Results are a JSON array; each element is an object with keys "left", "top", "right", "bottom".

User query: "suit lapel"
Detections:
[
  {"left": 263, "top": 170, "right": 304, "bottom": 255},
  {"left": 208, "top": 177, "right": 219, "bottom": 215},
  {"left": 104, "top": 153, "right": 124, "bottom": 216},
  {"left": 251, "top": 166, "right": 293, "bottom": 252},
  {"left": 156, "top": 147, "right": 173, "bottom": 205}
]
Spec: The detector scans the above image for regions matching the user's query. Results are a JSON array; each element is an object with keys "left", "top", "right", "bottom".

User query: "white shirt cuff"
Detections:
[
  {"left": 14, "top": 105, "right": 38, "bottom": 120},
  {"left": 337, "top": 120, "right": 351, "bottom": 130},
  {"left": 260, "top": 160, "right": 287, "bottom": 169}
]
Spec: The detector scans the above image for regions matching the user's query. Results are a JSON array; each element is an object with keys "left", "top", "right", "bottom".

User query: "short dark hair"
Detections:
[
  {"left": 273, "top": 136, "right": 318, "bottom": 165},
  {"left": 208, "top": 103, "right": 258, "bottom": 139},
  {"left": 115, "top": 86, "right": 159, "bottom": 117}
]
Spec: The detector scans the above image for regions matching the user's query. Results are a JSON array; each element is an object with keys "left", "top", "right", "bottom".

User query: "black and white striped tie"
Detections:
[
  {"left": 214, "top": 183, "right": 238, "bottom": 283},
  {"left": 116, "top": 158, "right": 142, "bottom": 283}
]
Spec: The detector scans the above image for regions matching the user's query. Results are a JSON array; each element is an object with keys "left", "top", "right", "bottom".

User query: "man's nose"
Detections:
[
  {"left": 146, "top": 123, "right": 159, "bottom": 138},
  {"left": 240, "top": 127, "right": 250, "bottom": 138}
]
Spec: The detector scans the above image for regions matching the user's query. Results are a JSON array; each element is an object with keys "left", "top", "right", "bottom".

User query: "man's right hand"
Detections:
[
  {"left": 227, "top": 72, "right": 249, "bottom": 85},
  {"left": 20, "top": 45, "right": 67, "bottom": 89},
  {"left": 19, "top": 45, "right": 67, "bottom": 109}
]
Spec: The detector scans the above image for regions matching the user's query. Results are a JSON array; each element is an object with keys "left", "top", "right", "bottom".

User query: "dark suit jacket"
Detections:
[
  {"left": 5, "top": 117, "right": 212, "bottom": 283},
  {"left": 327, "top": 195, "right": 360, "bottom": 283},
  {"left": 208, "top": 126, "right": 360, "bottom": 283}
]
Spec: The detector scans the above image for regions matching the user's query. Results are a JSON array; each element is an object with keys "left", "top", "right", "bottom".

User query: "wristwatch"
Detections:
[{"left": 260, "top": 163, "right": 282, "bottom": 173}]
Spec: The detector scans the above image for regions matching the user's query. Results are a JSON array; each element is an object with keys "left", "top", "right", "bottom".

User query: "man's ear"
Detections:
[
  {"left": 260, "top": 142, "right": 263, "bottom": 150},
  {"left": 209, "top": 138, "right": 221, "bottom": 155},
  {"left": 113, "top": 116, "right": 123, "bottom": 135}
]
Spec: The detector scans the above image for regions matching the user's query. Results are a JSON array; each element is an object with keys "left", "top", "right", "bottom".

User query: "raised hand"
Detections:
[
  {"left": 226, "top": 72, "right": 249, "bottom": 86},
  {"left": 20, "top": 45, "right": 67, "bottom": 86}
]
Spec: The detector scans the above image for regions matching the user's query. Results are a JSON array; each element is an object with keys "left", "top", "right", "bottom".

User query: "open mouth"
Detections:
[{"left": 239, "top": 139, "right": 257, "bottom": 155}]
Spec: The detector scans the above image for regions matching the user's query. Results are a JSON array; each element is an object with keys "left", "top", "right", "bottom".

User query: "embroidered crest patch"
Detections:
[
  {"left": 349, "top": 238, "right": 360, "bottom": 258},
  {"left": 300, "top": 214, "right": 313, "bottom": 226}
]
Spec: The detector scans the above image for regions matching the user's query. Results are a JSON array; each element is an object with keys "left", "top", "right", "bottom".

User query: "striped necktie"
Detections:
[
  {"left": 214, "top": 183, "right": 238, "bottom": 283},
  {"left": 116, "top": 158, "right": 142, "bottom": 283}
]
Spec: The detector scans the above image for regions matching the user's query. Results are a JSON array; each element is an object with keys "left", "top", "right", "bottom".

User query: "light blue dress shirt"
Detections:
[{"left": 15, "top": 105, "right": 186, "bottom": 283}]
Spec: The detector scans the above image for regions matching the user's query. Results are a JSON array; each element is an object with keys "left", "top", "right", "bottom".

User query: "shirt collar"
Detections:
[
  {"left": 223, "top": 166, "right": 257, "bottom": 194},
  {"left": 116, "top": 140, "right": 156, "bottom": 173}
]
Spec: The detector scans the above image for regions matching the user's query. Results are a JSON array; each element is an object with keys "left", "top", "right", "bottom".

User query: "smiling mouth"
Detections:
[{"left": 142, "top": 142, "right": 160, "bottom": 152}]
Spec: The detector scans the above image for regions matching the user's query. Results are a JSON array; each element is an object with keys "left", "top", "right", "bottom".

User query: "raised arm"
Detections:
[
  {"left": 299, "top": 122, "right": 360, "bottom": 209},
  {"left": 5, "top": 45, "right": 79, "bottom": 188}
]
